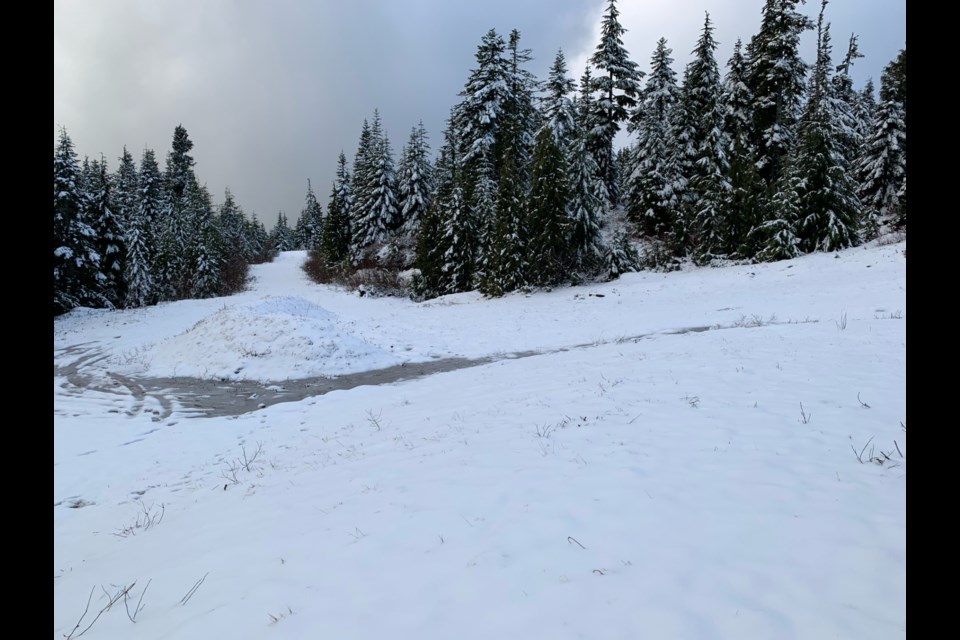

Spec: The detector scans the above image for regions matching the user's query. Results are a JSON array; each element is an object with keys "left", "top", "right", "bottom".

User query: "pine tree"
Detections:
[
  {"left": 271, "top": 211, "right": 294, "bottom": 252},
  {"left": 540, "top": 49, "right": 578, "bottom": 151},
  {"left": 723, "top": 38, "right": 765, "bottom": 258},
  {"left": 567, "top": 134, "right": 606, "bottom": 276},
  {"left": 186, "top": 181, "right": 222, "bottom": 298},
  {"left": 857, "top": 93, "right": 905, "bottom": 231},
  {"left": 588, "top": 0, "right": 643, "bottom": 204},
  {"left": 85, "top": 156, "right": 127, "bottom": 306},
  {"left": 456, "top": 29, "right": 510, "bottom": 180},
  {"left": 481, "top": 130, "right": 527, "bottom": 296},
  {"left": 752, "top": 174, "right": 802, "bottom": 261},
  {"left": 746, "top": 0, "right": 814, "bottom": 187},
  {"left": 793, "top": 4, "right": 860, "bottom": 253},
  {"left": 53, "top": 128, "right": 106, "bottom": 314},
  {"left": 126, "top": 148, "right": 162, "bottom": 307},
  {"left": 527, "top": 126, "right": 570, "bottom": 286},
  {"left": 415, "top": 123, "right": 460, "bottom": 298},
  {"left": 680, "top": 13, "right": 732, "bottom": 263},
  {"left": 297, "top": 180, "right": 324, "bottom": 250},
  {"left": 879, "top": 49, "right": 906, "bottom": 226},
  {"left": 502, "top": 29, "right": 539, "bottom": 190},
  {"left": 626, "top": 38, "right": 679, "bottom": 237},
  {"left": 156, "top": 125, "right": 199, "bottom": 300},
  {"left": 605, "top": 229, "right": 641, "bottom": 279},
  {"left": 112, "top": 146, "right": 139, "bottom": 228},
  {"left": 217, "top": 188, "right": 250, "bottom": 294},
  {"left": 352, "top": 111, "right": 396, "bottom": 260},
  {"left": 321, "top": 152, "right": 353, "bottom": 264},
  {"left": 397, "top": 122, "right": 433, "bottom": 237}
]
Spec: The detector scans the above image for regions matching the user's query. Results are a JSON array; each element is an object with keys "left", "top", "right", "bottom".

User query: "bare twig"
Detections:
[
  {"left": 241, "top": 442, "right": 264, "bottom": 472},
  {"left": 894, "top": 440, "right": 903, "bottom": 458},
  {"left": 63, "top": 586, "right": 95, "bottom": 640},
  {"left": 366, "top": 409, "right": 383, "bottom": 431},
  {"left": 857, "top": 392, "right": 871, "bottom": 409},
  {"left": 124, "top": 579, "right": 151, "bottom": 623},
  {"left": 852, "top": 436, "right": 875, "bottom": 464},
  {"left": 179, "top": 573, "right": 209, "bottom": 606},
  {"left": 65, "top": 583, "right": 135, "bottom": 639},
  {"left": 567, "top": 536, "right": 586, "bottom": 550},
  {"left": 799, "top": 402, "right": 811, "bottom": 424}
]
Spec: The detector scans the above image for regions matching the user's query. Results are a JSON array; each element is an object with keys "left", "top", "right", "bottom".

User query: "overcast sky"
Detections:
[{"left": 54, "top": 0, "right": 905, "bottom": 226}]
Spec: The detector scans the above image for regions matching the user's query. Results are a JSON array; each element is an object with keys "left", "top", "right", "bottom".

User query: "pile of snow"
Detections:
[{"left": 144, "top": 296, "right": 400, "bottom": 381}]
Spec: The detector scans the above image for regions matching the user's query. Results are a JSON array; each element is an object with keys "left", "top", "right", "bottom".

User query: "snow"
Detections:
[{"left": 54, "top": 242, "right": 906, "bottom": 639}]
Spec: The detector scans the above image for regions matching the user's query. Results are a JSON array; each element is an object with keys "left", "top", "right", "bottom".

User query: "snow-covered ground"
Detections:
[{"left": 54, "top": 243, "right": 906, "bottom": 639}]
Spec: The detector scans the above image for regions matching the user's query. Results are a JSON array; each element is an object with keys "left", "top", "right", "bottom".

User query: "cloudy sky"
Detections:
[{"left": 54, "top": 0, "right": 905, "bottom": 226}]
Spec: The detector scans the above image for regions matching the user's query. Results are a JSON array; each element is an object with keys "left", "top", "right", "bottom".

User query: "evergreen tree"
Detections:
[
  {"left": 526, "top": 126, "right": 571, "bottom": 286},
  {"left": 588, "top": 0, "right": 643, "bottom": 204},
  {"left": 723, "top": 38, "right": 765, "bottom": 258},
  {"left": 217, "top": 188, "right": 250, "bottom": 293},
  {"left": 351, "top": 119, "right": 374, "bottom": 236},
  {"left": 186, "top": 181, "right": 222, "bottom": 298},
  {"left": 680, "top": 13, "right": 732, "bottom": 262},
  {"left": 351, "top": 111, "right": 397, "bottom": 259},
  {"left": 112, "top": 146, "right": 139, "bottom": 227},
  {"left": 481, "top": 133, "right": 527, "bottom": 296},
  {"left": 126, "top": 148, "right": 162, "bottom": 307},
  {"left": 270, "top": 211, "right": 295, "bottom": 252},
  {"left": 415, "top": 122, "right": 460, "bottom": 298},
  {"left": 156, "top": 125, "right": 199, "bottom": 300},
  {"left": 322, "top": 152, "right": 353, "bottom": 264},
  {"left": 857, "top": 93, "right": 905, "bottom": 231},
  {"left": 626, "top": 38, "right": 679, "bottom": 237},
  {"left": 456, "top": 29, "right": 510, "bottom": 179},
  {"left": 793, "top": 4, "right": 860, "bottom": 253},
  {"left": 397, "top": 122, "right": 433, "bottom": 237},
  {"left": 298, "top": 180, "right": 324, "bottom": 250},
  {"left": 502, "top": 29, "right": 539, "bottom": 190},
  {"left": 752, "top": 174, "right": 802, "bottom": 261},
  {"left": 746, "top": 0, "right": 813, "bottom": 187},
  {"left": 567, "top": 134, "right": 606, "bottom": 275},
  {"left": 85, "top": 156, "right": 127, "bottom": 306},
  {"left": 540, "top": 49, "right": 578, "bottom": 151},
  {"left": 878, "top": 48, "right": 906, "bottom": 225},
  {"left": 605, "top": 229, "right": 641, "bottom": 279},
  {"left": 53, "top": 128, "right": 106, "bottom": 314}
]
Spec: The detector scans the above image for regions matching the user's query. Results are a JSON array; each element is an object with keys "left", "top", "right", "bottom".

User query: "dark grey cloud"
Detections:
[{"left": 54, "top": 0, "right": 904, "bottom": 226}]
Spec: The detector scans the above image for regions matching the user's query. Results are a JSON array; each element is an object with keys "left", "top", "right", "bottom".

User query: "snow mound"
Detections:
[{"left": 148, "top": 296, "right": 400, "bottom": 381}]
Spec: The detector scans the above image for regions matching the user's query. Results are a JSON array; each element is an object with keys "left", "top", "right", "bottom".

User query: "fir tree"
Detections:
[
  {"left": 526, "top": 126, "right": 570, "bottom": 286},
  {"left": 270, "top": 211, "right": 295, "bottom": 252},
  {"left": 397, "top": 122, "right": 433, "bottom": 237},
  {"left": 415, "top": 123, "right": 460, "bottom": 298},
  {"left": 540, "top": 49, "right": 578, "bottom": 151},
  {"left": 481, "top": 131, "right": 527, "bottom": 296},
  {"left": 723, "top": 38, "right": 765, "bottom": 258},
  {"left": 588, "top": 0, "right": 643, "bottom": 204},
  {"left": 746, "top": 0, "right": 813, "bottom": 187},
  {"left": 322, "top": 152, "right": 353, "bottom": 264},
  {"left": 85, "top": 156, "right": 127, "bottom": 306},
  {"left": 752, "top": 174, "right": 802, "bottom": 261},
  {"left": 186, "top": 181, "right": 222, "bottom": 298},
  {"left": 126, "top": 148, "right": 162, "bottom": 307},
  {"left": 112, "top": 146, "right": 139, "bottom": 228},
  {"left": 298, "top": 180, "right": 324, "bottom": 250},
  {"left": 793, "top": 4, "right": 860, "bottom": 253},
  {"left": 217, "top": 188, "right": 250, "bottom": 294},
  {"left": 53, "top": 128, "right": 106, "bottom": 314},
  {"left": 352, "top": 111, "right": 397, "bottom": 259},
  {"left": 680, "top": 13, "right": 732, "bottom": 262},
  {"left": 626, "top": 38, "right": 679, "bottom": 237},
  {"left": 857, "top": 94, "right": 905, "bottom": 231},
  {"left": 502, "top": 29, "right": 539, "bottom": 190},
  {"left": 567, "top": 134, "right": 606, "bottom": 276}
]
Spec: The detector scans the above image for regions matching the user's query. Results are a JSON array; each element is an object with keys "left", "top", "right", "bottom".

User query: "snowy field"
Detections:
[{"left": 54, "top": 243, "right": 906, "bottom": 639}]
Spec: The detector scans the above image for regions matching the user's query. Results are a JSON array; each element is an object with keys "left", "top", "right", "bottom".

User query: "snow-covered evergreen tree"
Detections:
[
  {"left": 351, "top": 111, "right": 397, "bottom": 260},
  {"left": 502, "top": 29, "right": 539, "bottom": 190},
  {"left": 216, "top": 188, "right": 250, "bottom": 293},
  {"left": 397, "top": 122, "right": 433, "bottom": 237},
  {"left": 588, "top": 0, "right": 643, "bottom": 204},
  {"left": 721, "top": 39, "right": 764, "bottom": 258},
  {"left": 125, "top": 148, "right": 162, "bottom": 307},
  {"left": 526, "top": 126, "right": 570, "bottom": 286},
  {"left": 415, "top": 122, "right": 460, "bottom": 298},
  {"left": 322, "top": 152, "right": 353, "bottom": 264},
  {"left": 85, "top": 156, "right": 127, "bottom": 306},
  {"left": 680, "top": 13, "right": 732, "bottom": 263},
  {"left": 481, "top": 128, "right": 527, "bottom": 296},
  {"left": 626, "top": 38, "right": 679, "bottom": 237},
  {"left": 793, "top": 5, "right": 860, "bottom": 253},
  {"left": 112, "top": 146, "right": 139, "bottom": 228},
  {"left": 270, "top": 212, "right": 295, "bottom": 252},
  {"left": 539, "top": 49, "right": 578, "bottom": 151},
  {"left": 297, "top": 180, "right": 324, "bottom": 250},
  {"left": 54, "top": 128, "right": 106, "bottom": 314},
  {"left": 752, "top": 174, "right": 802, "bottom": 261},
  {"left": 186, "top": 181, "right": 222, "bottom": 298},
  {"left": 746, "top": 0, "right": 813, "bottom": 187},
  {"left": 156, "top": 125, "right": 199, "bottom": 300},
  {"left": 857, "top": 90, "right": 905, "bottom": 232},
  {"left": 567, "top": 134, "right": 606, "bottom": 276}
]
